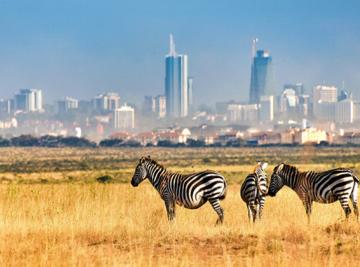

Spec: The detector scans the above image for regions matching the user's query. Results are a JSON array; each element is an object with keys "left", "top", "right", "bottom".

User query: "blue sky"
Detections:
[{"left": 0, "top": 0, "right": 359, "bottom": 106}]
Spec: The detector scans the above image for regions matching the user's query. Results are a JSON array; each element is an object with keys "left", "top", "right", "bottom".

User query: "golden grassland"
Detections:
[
  {"left": 0, "top": 184, "right": 359, "bottom": 266},
  {"left": 0, "top": 147, "right": 359, "bottom": 266}
]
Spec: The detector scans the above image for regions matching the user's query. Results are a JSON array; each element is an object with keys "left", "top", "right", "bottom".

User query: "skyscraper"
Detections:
[
  {"left": 14, "top": 89, "right": 43, "bottom": 112},
  {"left": 165, "top": 34, "right": 189, "bottom": 118},
  {"left": 249, "top": 49, "right": 274, "bottom": 104}
]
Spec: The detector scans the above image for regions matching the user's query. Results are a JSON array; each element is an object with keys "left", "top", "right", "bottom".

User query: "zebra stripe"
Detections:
[
  {"left": 264, "top": 163, "right": 359, "bottom": 222},
  {"left": 240, "top": 162, "right": 268, "bottom": 222},
  {"left": 131, "top": 156, "right": 227, "bottom": 224}
]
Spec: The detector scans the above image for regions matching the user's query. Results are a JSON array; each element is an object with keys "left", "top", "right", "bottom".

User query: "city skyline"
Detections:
[{"left": 0, "top": 1, "right": 359, "bottom": 106}]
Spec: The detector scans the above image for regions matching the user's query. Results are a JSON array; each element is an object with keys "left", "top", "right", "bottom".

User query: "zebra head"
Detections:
[
  {"left": 268, "top": 163, "right": 285, "bottom": 196},
  {"left": 255, "top": 161, "right": 269, "bottom": 194},
  {"left": 131, "top": 156, "right": 149, "bottom": 187}
]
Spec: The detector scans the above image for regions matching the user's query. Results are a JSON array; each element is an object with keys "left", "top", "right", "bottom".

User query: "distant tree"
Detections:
[
  {"left": 0, "top": 137, "right": 10, "bottom": 147},
  {"left": 99, "top": 138, "right": 124, "bottom": 147},
  {"left": 157, "top": 140, "right": 175, "bottom": 147},
  {"left": 208, "top": 142, "right": 223, "bottom": 147},
  {"left": 226, "top": 138, "right": 245, "bottom": 147},
  {"left": 59, "top": 136, "right": 96, "bottom": 147},
  {"left": 121, "top": 140, "right": 141, "bottom": 147},
  {"left": 11, "top": 135, "right": 40, "bottom": 146},
  {"left": 186, "top": 139, "right": 206, "bottom": 147},
  {"left": 39, "top": 135, "right": 62, "bottom": 147},
  {"left": 317, "top": 141, "right": 330, "bottom": 147}
]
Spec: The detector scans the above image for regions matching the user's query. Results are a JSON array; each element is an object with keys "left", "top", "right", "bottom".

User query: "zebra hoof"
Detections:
[{"left": 215, "top": 219, "right": 223, "bottom": 225}]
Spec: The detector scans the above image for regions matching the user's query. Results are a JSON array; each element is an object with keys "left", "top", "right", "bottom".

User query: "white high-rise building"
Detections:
[
  {"left": 56, "top": 97, "right": 79, "bottom": 114},
  {"left": 335, "top": 99, "right": 353, "bottom": 124},
  {"left": 353, "top": 101, "right": 360, "bottom": 122},
  {"left": 279, "top": 88, "right": 298, "bottom": 113},
  {"left": 298, "top": 94, "right": 310, "bottom": 117},
  {"left": 155, "top": 95, "right": 166, "bottom": 118},
  {"left": 14, "top": 89, "right": 43, "bottom": 112},
  {"left": 227, "top": 103, "right": 259, "bottom": 123},
  {"left": 143, "top": 96, "right": 156, "bottom": 114},
  {"left": 188, "top": 77, "right": 194, "bottom": 113},
  {"left": 93, "top": 92, "right": 120, "bottom": 112},
  {"left": 313, "top": 85, "right": 337, "bottom": 121},
  {"left": 165, "top": 34, "right": 189, "bottom": 118},
  {"left": 114, "top": 104, "right": 135, "bottom": 130},
  {"left": 313, "top": 85, "right": 337, "bottom": 103},
  {"left": 0, "top": 99, "right": 13, "bottom": 115},
  {"left": 259, "top": 95, "right": 274, "bottom": 121}
]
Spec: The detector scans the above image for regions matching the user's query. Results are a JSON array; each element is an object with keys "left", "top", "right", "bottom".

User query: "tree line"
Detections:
[{"left": 0, "top": 134, "right": 346, "bottom": 148}]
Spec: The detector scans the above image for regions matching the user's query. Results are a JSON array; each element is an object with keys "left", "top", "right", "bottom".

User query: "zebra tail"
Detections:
[
  {"left": 353, "top": 173, "right": 360, "bottom": 183},
  {"left": 351, "top": 176, "right": 359, "bottom": 203}
]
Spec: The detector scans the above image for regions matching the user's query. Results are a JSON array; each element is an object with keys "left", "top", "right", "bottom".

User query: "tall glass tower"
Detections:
[
  {"left": 165, "top": 34, "right": 189, "bottom": 118},
  {"left": 249, "top": 50, "right": 274, "bottom": 104}
]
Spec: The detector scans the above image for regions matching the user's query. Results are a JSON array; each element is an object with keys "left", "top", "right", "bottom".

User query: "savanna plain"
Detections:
[{"left": 0, "top": 146, "right": 359, "bottom": 266}]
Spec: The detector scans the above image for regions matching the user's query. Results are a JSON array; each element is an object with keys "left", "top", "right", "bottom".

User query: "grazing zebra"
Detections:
[
  {"left": 130, "top": 156, "right": 227, "bottom": 224},
  {"left": 240, "top": 162, "right": 268, "bottom": 222},
  {"left": 260, "top": 163, "right": 359, "bottom": 222}
]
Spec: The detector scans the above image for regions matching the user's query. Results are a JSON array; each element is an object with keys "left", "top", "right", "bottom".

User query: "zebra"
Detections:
[
  {"left": 240, "top": 162, "right": 268, "bottom": 223},
  {"left": 130, "top": 156, "right": 227, "bottom": 224},
  {"left": 259, "top": 163, "right": 359, "bottom": 222}
]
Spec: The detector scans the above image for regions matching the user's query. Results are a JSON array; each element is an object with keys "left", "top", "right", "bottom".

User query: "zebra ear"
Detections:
[
  {"left": 139, "top": 157, "right": 145, "bottom": 163},
  {"left": 261, "top": 162, "right": 268, "bottom": 170},
  {"left": 277, "top": 163, "right": 284, "bottom": 172},
  {"left": 147, "top": 155, "right": 151, "bottom": 159}
]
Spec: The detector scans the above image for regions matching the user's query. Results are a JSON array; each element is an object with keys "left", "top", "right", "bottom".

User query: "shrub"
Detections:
[{"left": 96, "top": 175, "right": 113, "bottom": 183}]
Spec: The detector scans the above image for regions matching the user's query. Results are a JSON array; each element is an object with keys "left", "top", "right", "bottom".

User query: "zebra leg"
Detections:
[
  {"left": 258, "top": 197, "right": 265, "bottom": 220},
  {"left": 247, "top": 204, "right": 253, "bottom": 222},
  {"left": 338, "top": 197, "right": 352, "bottom": 219},
  {"left": 251, "top": 204, "right": 257, "bottom": 223},
  {"left": 352, "top": 202, "right": 359, "bottom": 221},
  {"left": 351, "top": 181, "right": 359, "bottom": 221},
  {"left": 256, "top": 204, "right": 260, "bottom": 220},
  {"left": 303, "top": 198, "right": 312, "bottom": 224},
  {"left": 165, "top": 199, "right": 176, "bottom": 221},
  {"left": 209, "top": 198, "right": 224, "bottom": 225}
]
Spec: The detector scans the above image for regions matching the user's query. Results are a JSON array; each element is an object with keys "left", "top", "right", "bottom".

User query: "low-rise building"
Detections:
[{"left": 294, "top": 128, "right": 328, "bottom": 144}]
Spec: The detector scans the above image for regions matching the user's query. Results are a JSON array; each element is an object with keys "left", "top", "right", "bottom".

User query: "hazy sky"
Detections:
[{"left": 0, "top": 0, "right": 359, "bottom": 106}]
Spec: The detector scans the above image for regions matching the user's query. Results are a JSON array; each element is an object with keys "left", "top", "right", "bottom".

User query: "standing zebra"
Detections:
[
  {"left": 259, "top": 163, "right": 359, "bottom": 222},
  {"left": 130, "top": 156, "right": 227, "bottom": 224},
  {"left": 240, "top": 162, "right": 268, "bottom": 222}
]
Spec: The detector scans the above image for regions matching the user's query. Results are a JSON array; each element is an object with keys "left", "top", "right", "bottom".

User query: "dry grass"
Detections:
[
  {"left": 0, "top": 183, "right": 359, "bottom": 266},
  {"left": 0, "top": 147, "right": 359, "bottom": 266}
]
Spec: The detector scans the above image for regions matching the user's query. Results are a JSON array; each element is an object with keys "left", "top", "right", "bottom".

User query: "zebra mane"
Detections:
[
  {"left": 143, "top": 157, "right": 166, "bottom": 170},
  {"left": 281, "top": 164, "right": 300, "bottom": 174}
]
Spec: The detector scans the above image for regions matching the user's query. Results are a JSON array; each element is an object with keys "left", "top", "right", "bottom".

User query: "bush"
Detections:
[{"left": 96, "top": 175, "right": 113, "bottom": 183}]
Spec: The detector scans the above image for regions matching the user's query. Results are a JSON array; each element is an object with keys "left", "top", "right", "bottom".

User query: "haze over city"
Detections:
[{"left": 1, "top": 0, "right": 360, "bottom": 106}]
